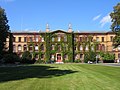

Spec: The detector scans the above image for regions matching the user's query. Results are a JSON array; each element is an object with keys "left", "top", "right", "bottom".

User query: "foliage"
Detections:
[
  {"left": 110, "top": 3, "right": 120, "bottom": 47},
  {"left": 3, "top": 53, "right": 20, "bottom": 63},
  {"left": 0, "top": 7, "right": 10, "bottom": 54},
  {"left": 21, "top": 51, "right": 34, "bottom": 64},
  {"left": 84, "top": 51, "right": 96, "bottom": 63},
  {"left": 99, "top": 52, "right": 115, "bottom": 61}
]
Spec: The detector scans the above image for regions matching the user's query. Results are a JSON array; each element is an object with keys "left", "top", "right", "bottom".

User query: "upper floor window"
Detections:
[
  {"left": 24, "top": 37, "right": 27, "bottom": 42},
  {"left": 29, "top": 44, "right": 33, "bottom": 51},
  {"left": 79, "top": 37, "right": 82, "bottom": 42},
  {"left": 102, "top": 37, "right": 104, "bottom": 42},
  {"left": 23, "top": 45, "right": 27, "bottom": 51},
  {"left": 18, "top": 37, "right": 21, "bottom": 42},
  {"left": 35, "top": 37, "right": 39, "bottom": 42},
  {"left": 52, "top": 37, "right": 55, "bottom": 42},
  {"left": 96, "top": 37, "right": 99, "bottom": 42},
  {"left": 110, "top": 36, "right": 113, "bottom": 42},
  {"left": 42, "top": 37, "right": 44, "bottom": 42},
  {"left": 58, "top": 37, "right": 61, "bottom": 41},
  {"left": 18, "top": 44, "right": 22, "bottom": 52},
  {"left": 30, "top": 37, "right": 33, "bottom": 42},
  {"left": 13, "top": 37, "right": 16, "bottom": 42},
  {"left": 64, "top": 36, "right": 67, "bottom": 42}
]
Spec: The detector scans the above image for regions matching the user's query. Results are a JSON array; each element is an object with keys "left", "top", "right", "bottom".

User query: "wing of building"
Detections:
[{"left": 6, "top": 29, "right": 119, "bottom": 63}]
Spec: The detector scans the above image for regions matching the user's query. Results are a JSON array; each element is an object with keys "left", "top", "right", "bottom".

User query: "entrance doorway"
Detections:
[{"left": 56, "top": 54, "right": 62, "bottom": 62}]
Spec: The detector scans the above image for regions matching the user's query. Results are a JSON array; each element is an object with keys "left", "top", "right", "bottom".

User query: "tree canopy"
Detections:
[
  {"left": 110, "top": 3, "right": 120, "bottom": 47},
  {"left": 0, "top": 7, "right": 10, "bottom": 54}
]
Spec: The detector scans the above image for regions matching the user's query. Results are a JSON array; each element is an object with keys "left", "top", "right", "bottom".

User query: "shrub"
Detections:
[
  {"left": 84, "top": 51, "right": 96, "bottom": 63},
  {"left": 3, "top": 53, "right": 21, "bottom": 64},
  {"left": 75, "top": 59, "right": 81, "bottom": 63},
  {"left": 21, "top": 51, "right": 34, "bottom": 64}
]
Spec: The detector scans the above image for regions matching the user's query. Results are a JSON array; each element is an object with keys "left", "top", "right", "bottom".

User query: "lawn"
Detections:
[{"left": 0, "top": 64, "right": 120, "bottom": 90}]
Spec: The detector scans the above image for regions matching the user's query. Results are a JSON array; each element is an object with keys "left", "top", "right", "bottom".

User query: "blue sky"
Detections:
[{"left": 0, "top": 0, "right": 120, "bottom": 32}]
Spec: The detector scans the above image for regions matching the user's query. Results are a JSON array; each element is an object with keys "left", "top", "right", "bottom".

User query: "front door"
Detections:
[{"left": 57, "top": 54, "right": 62, "bottom": 62}]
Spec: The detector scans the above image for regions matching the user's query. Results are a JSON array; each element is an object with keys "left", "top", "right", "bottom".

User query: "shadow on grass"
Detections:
[{"left": 0, "top": 65, "right": 78, "bottom": 82}]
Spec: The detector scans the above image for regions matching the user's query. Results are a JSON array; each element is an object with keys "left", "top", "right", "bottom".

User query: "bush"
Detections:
[
  {"left": 21, "top": 51, "right": 35, "bottom": 64},
  {"left": 75, "top": 59, "right": 81, "bottom": 63},
  {"left": 3, "top": 53, "right": 21, "bottom": 64},
  {"left": 84, "top": 51, "right": 96, "bottom": 63}
]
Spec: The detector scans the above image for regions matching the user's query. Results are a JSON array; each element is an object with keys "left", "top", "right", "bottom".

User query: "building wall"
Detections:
[{"left": 6, "top": 30, "right": 119, "bottom": 62}]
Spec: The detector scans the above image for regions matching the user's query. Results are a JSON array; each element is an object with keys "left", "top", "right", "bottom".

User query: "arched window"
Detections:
[
  {"left": 23, "top": 45, "right": 27, "bottom": 51},
  {"left": 85, "top": 45, "right": 88, "bottom": 51},
  {"left": 35, "top": 45, "right": 39, "bottom": 51},
  {"left": 29, "top": 44, "right": 33, "bottom": 51},
  {"left": 18, "top": 44, "right": 22, "bottom": 52},
  {"left": 80, "top": 45, "right": 83, "bottom": 51}
]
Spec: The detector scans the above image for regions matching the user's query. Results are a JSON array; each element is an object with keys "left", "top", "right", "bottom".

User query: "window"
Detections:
[
  {"left": 110, "top": 36, "right": 113, "bottom": 41},
  {"left": 51, "top": 45, "right": 55, "bottom": 50},
  {"left": 42, "top": 37, "right": 44, "bottom": 42},
  {"left": 58, "top": 44, "right": 61, "bottom": 51},
  {"left": 41, "top": 54, "right": 44, "bottom": 59},
  {"left": 74, "top": 46, "right": 77, "bottom": 51},
  {"left": 35, "top": 54, "right": 39, "bottom": 60},
  {"left": 85, "top": 45, "right": 88, "bottom": 51},
  {"left": 96, "top": 44, "right": 99, "bottom": 50},
  {"left": 102, "top": 37, "right": 104, "bottom": 42},
  {"left": 58, "top": 36, "right": 61, "bottom": 41},
  {"left": 96, "top": 37, "right": 99, "bottom": 42},
  {"left": 13, "top": 37, "right": 16, "bottom": 42},
  {"left": 91, "top": 37, "right": 93, "bottom": 42},
  {"left": 79, "top": 37, "right": 82, "bottom": 42},
  {"left": 13, "top": 45, "right": 16, "bottom": 52},
  {"left": 41, "top": 44, "right": 44, "bottom": 51},
  {"left": 91, "top": 46, "right": 94, "bottom": 51},
  {"left": 74, "top": 37, "right": 77, "bottom": 42},
  {"left": 18, "top": 45, "right": 22, "bottom": 52},
  {"left": 23, "top": 45, "right": 27, "bottom": 51},
  {"left": 35, "top": 37, "right": 39, "bottom": 42},
  {"left": 118, "top": 45, "right": 120, "bottom": 51},
  {"left": 24, "top": 37, "right": 27, "bottom": 42},
  {"left": 64, "top": 54, "right": 68, "bottom": 60},
  {"left": 30, "top": 37, "right": 33, "bottom": 42},
  {"left": 52, "top": 37, "right": 54, "bottom": 42},
  {"left": 51, "top": 54, "right": 54, "bottom": 60},
  {"left": 64, "top": 36, "right": 67, "bottom": 42},
  {"left": 101, "top": 44, "right": 105, "bottom": 51},
  {"left": 80, "top": 54, "right": 83, "bottom": 59},
  {"left": 80, "top": 45, "right": 83, "bottom": 51},
  {"left": 18, "top": 37, "right": 21, "bottom": 42},
  {"left": 29, "top": 44, "right": 33, "bottom": 51},
  {"left": 35, "top": 45, "right": 39, "bottom": 51}
]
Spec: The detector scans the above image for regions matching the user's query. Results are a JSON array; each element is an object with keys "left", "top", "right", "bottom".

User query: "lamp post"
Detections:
[{"left": 96, "top": 55, "right": 98, "bottom": 64}]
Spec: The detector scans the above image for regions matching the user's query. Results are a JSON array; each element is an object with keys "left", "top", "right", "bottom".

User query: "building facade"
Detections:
[{"left": 6, "top": 25, "right": 120, "bottom": 63}]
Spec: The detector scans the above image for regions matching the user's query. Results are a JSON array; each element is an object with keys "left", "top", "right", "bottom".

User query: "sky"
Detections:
[{"left": 0, "top": 0, "right": 120, "bottom": 32}]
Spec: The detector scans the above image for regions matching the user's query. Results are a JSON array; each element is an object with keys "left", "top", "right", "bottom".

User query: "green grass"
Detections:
[{"left": 0, "top": 64, "right": 120, "bottom": 90}]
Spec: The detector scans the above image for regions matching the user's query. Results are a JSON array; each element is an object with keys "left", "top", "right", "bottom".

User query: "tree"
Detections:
[
  {"left": 0, "top": 7, "right": 10, "bottom": 54},
  {"left": 110, "top": 3, "right": 120, "bottom": 47}
]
